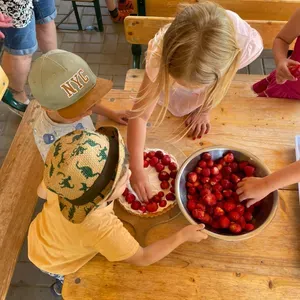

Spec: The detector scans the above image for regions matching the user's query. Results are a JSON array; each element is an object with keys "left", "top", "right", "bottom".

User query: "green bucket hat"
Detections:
[{"left": 44, "top": 128, "right": 126, "bottom": 223}]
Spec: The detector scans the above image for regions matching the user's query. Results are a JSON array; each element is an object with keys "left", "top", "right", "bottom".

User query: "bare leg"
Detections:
[
  {"left": 105, "top": 0, "right": 116, "bottom": 11},
  {"left": 36, "top": 20, "right": 57, "bottom": 53}
]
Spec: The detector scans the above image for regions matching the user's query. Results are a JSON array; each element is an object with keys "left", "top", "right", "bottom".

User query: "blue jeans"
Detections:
[{"left": 1, "top": 0, "right": 57, "bottom": 56}]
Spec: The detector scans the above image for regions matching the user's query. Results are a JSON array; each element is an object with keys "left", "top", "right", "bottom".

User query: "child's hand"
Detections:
[
  {"left": 185, "top": 110, "right": 210, "bottom": 139},
  {"left": 109, "top": 110, "right": 129, "bottom": 125},
  {"left": 130, "top": 168, "right": 153, "bottom": 202},
  {"left": 179, "top": 224, "right": 208, "bottom": 243},
  {"left": 236, "top": 177, "right": 271, "bottom": 208},
  {"left": 0, "top": 13, "right": 13, "bottom": 39},
  {"left": 276, "top": 58, "right": 300, "bottom": 84}
]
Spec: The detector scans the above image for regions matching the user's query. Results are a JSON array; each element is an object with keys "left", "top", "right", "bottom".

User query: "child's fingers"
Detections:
[
  {"left": 246, "top": 199, "right": 257, "bottom": 208},
  {"left": 199, "top": 123, "right": 206, "bottom": 138},
  {"left": 287, "top": 59, "right": 300, "bottom": 67},
  {"left": 205, "top": 123, "right": 211, "bottom": 134},
  {"left": 236, "top": 186, "right": 243, "bottom": 195}
]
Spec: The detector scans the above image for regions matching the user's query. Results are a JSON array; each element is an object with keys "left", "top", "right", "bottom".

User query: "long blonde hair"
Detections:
[{"left": 134, "top": 1, "right": 241, "bottom": 137}]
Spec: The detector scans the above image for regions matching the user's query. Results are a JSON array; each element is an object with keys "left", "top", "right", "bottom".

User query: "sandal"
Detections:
[
  {"left": 118, "top": 0, "right": 134, "bottom": 11},
  {"left": 111, "top": 9, "right": 133, "bottom": 23}
]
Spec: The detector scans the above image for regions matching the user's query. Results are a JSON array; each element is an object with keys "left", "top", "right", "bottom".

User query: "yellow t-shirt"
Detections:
[{"left": 28, "top": 189, "right": 139, "bottom": 275}]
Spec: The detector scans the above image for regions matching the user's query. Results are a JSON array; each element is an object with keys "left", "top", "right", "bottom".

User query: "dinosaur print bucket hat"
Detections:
[{"left": 43, "top": 128, "right": 126, "bottom": 223}]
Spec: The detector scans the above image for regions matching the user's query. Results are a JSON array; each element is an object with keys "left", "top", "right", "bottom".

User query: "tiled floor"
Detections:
[{"left": 1, "top": 1, "right": 276, "bottom": 298}]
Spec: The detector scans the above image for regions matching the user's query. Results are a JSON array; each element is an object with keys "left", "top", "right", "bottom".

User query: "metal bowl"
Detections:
[{"left": 175, "top": 146, "right": 278, "bottom": 241}]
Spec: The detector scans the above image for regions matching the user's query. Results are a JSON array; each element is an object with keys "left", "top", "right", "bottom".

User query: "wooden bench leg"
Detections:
[
  {"left": 137, "top": 0, "right": 146, "bottom": 15},
  {"left": 94, "top": 0, "right": 104, "bottom": 32},
  {"left": 132, "top": 44, "right": 142, "bottom": 69},
  {"left": 72, "top": 1, "right": 83, "bottom": 31}
]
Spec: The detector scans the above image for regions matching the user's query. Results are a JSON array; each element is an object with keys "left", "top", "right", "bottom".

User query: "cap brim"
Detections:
[{"left": 58, "top": 78, "right": 113, "bottom": 119}]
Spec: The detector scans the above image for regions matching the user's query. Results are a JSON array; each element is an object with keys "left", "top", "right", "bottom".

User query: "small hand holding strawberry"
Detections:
[
  {"left": 185, "top": 109, "right": 211, "bottom": 140},
  {"left": 276, "top": 58, "right": 300, "bottom": 84},
  {"left": 130, "top": 168, "right": 153, "bottom": 203},
  {"left": 236, "top": 177, "right": 271, "bottom": 207},
  {"left": 178, "top": 224, "right": 208, "bottom": 243},
  {"left": 0, "top": 13, "right": 13, "bottom": 39}
]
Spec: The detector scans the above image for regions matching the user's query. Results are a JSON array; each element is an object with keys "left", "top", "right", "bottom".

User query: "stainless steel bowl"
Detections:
[{"left": 175, "top": 146, "right": 278, "bottom": 241}]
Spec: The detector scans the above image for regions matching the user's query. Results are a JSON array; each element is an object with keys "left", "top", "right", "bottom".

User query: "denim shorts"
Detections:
[{"left": 1, "top": 0, "right": 57, "bottom": 56}]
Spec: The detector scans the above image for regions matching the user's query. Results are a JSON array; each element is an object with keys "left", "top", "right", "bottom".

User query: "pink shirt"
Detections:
[{"left": 145, "top": 10, "right": 263, "bottom": 117}]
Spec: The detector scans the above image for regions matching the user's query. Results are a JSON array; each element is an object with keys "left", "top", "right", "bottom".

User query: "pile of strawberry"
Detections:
[
  {"left": 122, "top": 150, "right": 178, "bottom": 214},
  {"left": 186, "top": 151, "right": 260, "bottom": 234}
]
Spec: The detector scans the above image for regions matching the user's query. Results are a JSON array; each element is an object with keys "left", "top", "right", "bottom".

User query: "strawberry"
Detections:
[
  {"left": 202, "top": 152, "right": 212, "bottom": 161},
  {"left": 146, "top": 202, "right": 158, "bottom": 212},
  {"left": 192, "top": 208, "right": 205, "bottom": 220},
  {"left": 168, "top": 162, "right": 177, "bottom": 171},
  {"left": 125, "top": 193, "right": 136, "bottom": 204},
  {"left": 166, "top": 193, "right": 176, "bottom": 201},
  {"left": 171, "top": 179, "right": 175, "bottom": 186},
  {"left": 214, "top": 206, "right": 225, "bottom": 216},
  {"left": 232, "top": 192, "right": 239, "bottom": 202},
  {"left": 200, "top": 188, "right": 211, "bottom": 197},
  {"left": 159, "top": 171, "right": 170, "bottom": 181},
  {"left": 238, "top": 216, "right": 246, "bottom": 229},
  {"left": 187, "top": 172, "right": 197, "bottom": 183},
  {"left": 161, "top": 155, "right": 171, "bottom": 166},
  {"left": 224, "top": 152, "right": 235, "bottom": 163},
  {"left": 229, "top": 211, "right": 241, "bottom": 221},
  {"left": 210, "top": 177, "right": 218, "bottom": 186},
  {"left": 216, "top": 163, "right": 223, "bottom": 171},
  {"left": 235, "top": 204, "right": 245, "bottom": 216},
  {"left": 155, "top": 150, "right": 164, "bottom": 159},
  {"left": 152, "top": 195, "right": 161, "bottom": 203},
  {"left": 244, "top": 165, "right": 255, "bottom": 177},
  {"left": 195, "top": 167, "right": 203, "bottom": 174},
  {"left": 221, "top": 179, "right": 231, "bottom": 189},
  {"left": 223, "top": 189, "right": 233, "bottom": 198},
  {"left": 155, "top": 163, "right": 165, "bottom": 172},
  {"left": 229, "top": 162, "right": 239, "bottom": 172},
  {"left": 231, "top": 174, "right": 241, "bottom": 184},
  {"left": 245, "top": 223, "right": 255, "bottom": 232},
  {"left": 187, "top": 194, "right": 198, "bottom": 201},
  {"left": 203, "top": 194, "right": 217, "bottom": 206},
  {"left": 239, "top": 161, "right": 248, "bottom": 170},
  {"left": 206, "top": 160, "right": 214, "bottom": 168},
  {"left": 186, "top": 182, "right": 193, "bottom": 188},
  {"left": 222, "top": 166, "right": 232, "bottom": 176},
  {"left": 214, "top": 190, "right": 223, "bottom": 201},
  {"left": 210, "top": 166, "right": 220, "bottom": 175},
  {"left": 219, "top": 216, "right": 230, "bottom": 228},
  {"left": 203, "top": 183, "right": 212, "bottom": 190},
  {"left": 198, "top": 160, "right": 207, "bottom": 168},
  {"left": 201, "top": 168, "right": 211, "bottom": 177},
  {"left": 202, "top": 213, "right": 212, "bottom": 224},
  {"left": 244, "top": 211, "right": 253, "bottom": 222},
  {"left": 170, "top": 170, "right": 177, "bottom": 179},
  {"left": 170, "top": 187, "right": 175, "bottom": 193},
  {"left": 149, "top": 156, "right": 159, "bottom": 167},
  {"left": 147, "top": 151, "right": 156, "bottom": 159},
  {"left": 139, "top": 206, "right": 147, "bottom": 213},
  {"left": 212, "top": 183, "right": 223, "bottom": 192},
  {"left": 193, "top": 181, "right": 201, "bottom": 188},
  {"left": 158, "top": 191, "right": 164, "bottom": 198},
  {"left": 143, "top": 152, "right": 148, "bottom": 160},
  {"left": 223, "top": 201, "right": 236, "bottom": 212},
  {"left": 246, "top": 206, "right": 255, "bottom": 214},
  {"left": 122, "top": 188, "right": 129, "bottom": 197},
  {"left": 229, "top": 222, "right": 242, "bottom": 234},
  {"left": 201, "top": 176, "right": 210, "bottom": 184},
  {"left": 144, "top": 160, "right": 149, "bottom": 168},
  {"left": 196, "top": 203, "right": 206, "bottom": 211},
  {"left": 218, "top": 158, "right": 226, "bottom": 166},
  {"left": 188, "top": 187, "right": 197, "bottom": 195},
  {"left": 161, "top": 181, "right": 170, "bottom": 190},
  {"left": 131, "top": 200, "right": 141, "bottom": 210},
  {"left": 187, "top": 199, "right": 197, "bottom": 211},
  {"left": 159, "top": 200, "right": 167, "bottom": 207}
]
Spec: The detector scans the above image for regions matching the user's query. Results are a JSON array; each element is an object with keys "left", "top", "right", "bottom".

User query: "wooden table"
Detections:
[{"left": 63, "top": 88, "right": 300, "bottom": 299}]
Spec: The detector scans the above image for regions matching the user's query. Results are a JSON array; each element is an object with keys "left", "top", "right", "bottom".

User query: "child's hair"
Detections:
[{"left": 134, "top": 1, "right": 241, "bottom": 139}]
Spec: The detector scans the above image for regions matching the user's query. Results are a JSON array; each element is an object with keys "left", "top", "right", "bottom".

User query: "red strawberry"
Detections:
[
  {"left": 219, "top": 216, "right": 230, "bottom": 228},
  {"left": 244, "top": 211, "right": 253, "bottom": 222},
  {"left": 186, "top": 182, "right": 193, "bottom": 188},
  {"left": 168, "top": 162, "right": 177, "bottom": 171},
  {"left": 161, "top": 155, "right": 171, "bottom": 166},
  {"left": 218, "top": 158, "right": 226, "bottom": 166},
  {"left": 223, "top": 201, "right": 236, "bottom": 212},
  {"left": 214, "top": 190, "right": 223, "bottom": 201},
  {"left": 170, "top": 187, "right": 175, "bottom": 193},
  {"left": 193, "top": 181, "right": 201, "bottom": 188},
  {"left": 210, "top": 177, "right": 218, "bottom": 186},
  {"left": 146, "top": 202, "right": 158, "bottom": 212},
  {"left": 207, "top": 160, "right": 214, "bottom": 168},
  {"left": 229, "top": 211, "right": 241, "bottom": 221},
  {"left": 245, "top": 223, "right": 255, "bottom": 232},
  {"left": 147, "top": 151, "right": 156, "bottom": 159},
  {"left": 195, "top": 167, "right": 202, "bottom": 174},
  {"left": 166, "top": 193, "right": 176, "bottom": 201},
  {"left": 239, "top": 161, "right": 248, "bottom": 170},
  {"left": 192, "top": 208, "right": 205, "bottom": 220},
  {"left": 231, "top": 174, "right": 241, "bottom": 184},
  {"left": 223, "top": 189, "right": 233, "bottom": 198},
  {"left": 212, "top": 183, "right": 223, "bottom": 192},
  {"left": 187, "top": 172, "right": 197, "bottom": 183},
  {"left": 238, "top": 216, "right": 246, "bottom": 229},
  {"left": 155, "top": 150, "right": 164, "bottom": 159},
  {"left": 203, "top": 183, "right": 212, "bottom": 190},
  {"left": 221, "top": 179, "right": 231, "bottom": 189},
  {"left": 202, "top": 152, "right": 212, "bottom": 161},
  {"left": 158, "top": 191, "right": 164, "bottom": 198},
  {"left": 171, "top": 179, "right": 175, "bottom": 186},
  {"left": 196, "top": 203, "right": 206, "bottom": 211},
  {"left": 188, "top": 187, "right": 197, "bottom": 195},
  {"left": 232, "top": 192, "right": 239, "bottom": 202},
  {"left": 131, "top": 200, "right": 141, "bottom": 210},
  {"left": 200, "top": 188, "right": 211, "bottom": 197},
  {"left": 201, "top": 168, "right": 211, "bottom": 177},
  {"left": 202, "top": 213, "right": 212, "bottom": 224},
  {"left": 198, "top": 160, "right": 207, "bottom": 168},
  {"left": 143, "top": 152, "right": 148, "bottom": 160},
  {"left": 144, "top": 160, "right": 149, "bottom": 168},
  {"left": 216, "top": 163, "right": 223, "bottom": 171},
  {"left": 155, "top": 163, "right": 165, "bottom": 172},
  {"left": 187, "top": 194, "right": 197, "bottom": 201},
  {"left": 122, "top": 188, "right": 129, "bottom": 197},
  {"left": 229, "top": 162, "right": 239, "bottom": 172},
  {"left": 244, "top": 165, "right": 255, "bottom": 177},
  {"left": 235, "top": 204, "right": 245, "bottom": 216},
  {"left": 161, "top": 181, "right": 170, "bottom": 190},
  {"left": 224, "top": 152, "right": 234, "bottom": 163},
  {"left": 222, "top": 166, "right": 232, "bottom": 176},
  {"left": 214, "top": 206, "right": 225, "bottom": 216},
  {"left": 159, "top": 171, "right": 170, "bottom": 181},
  {"left": 125, "top": 193, "right": 136, "bottom": 204},
  {"left": 210, "top": 166, "right": 219, "bottom": 175},
  {"left": 152, "top": 195, "right": 161, "bottom": 203},
  {"left": 246, "top": 206, "right": 255, "bottom": 214},
  {"left": 203, "top": 194, "right": 217, "bottom": 206},
  {"left": 229, "top": 222, "right": 242, "bottom": 234},
  {"left": 170, "top": 170, "right": 177, "bottom": 179},
  {"left": 201, "top": 177, "right": 210, "bottom": 184},
  {"left": 149, "top": 156, "right": 159, "bottom": 167},
  {"left": 187, "top": 199, "right": 197, "bottom": 211},
  {"left": 159, "top": 200, "right": 167, "bottom": 207},
  {"left": 140, "top": 206, "right": 147, "bottom": 213}
]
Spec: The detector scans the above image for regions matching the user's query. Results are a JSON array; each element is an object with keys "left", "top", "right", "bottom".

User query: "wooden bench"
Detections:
[{"left": 63, "top": 88, "right": 300, "bottom": 299}]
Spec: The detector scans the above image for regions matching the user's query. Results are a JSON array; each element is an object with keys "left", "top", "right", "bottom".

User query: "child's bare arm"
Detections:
[
  {"left": 237, "top": 160, "right": 300, "bottom": 207},
  {"left": 37, "top": 181, "right": 47, "bottom": 199},
  {"left": 273, "top": 9, "right": 300, "bottom": 83},
  {"left": 124, "top": 225, "right": 207, "bottom": 266},
  {"left": 92, "top": 104, "right": 129, "bottom": 125}
]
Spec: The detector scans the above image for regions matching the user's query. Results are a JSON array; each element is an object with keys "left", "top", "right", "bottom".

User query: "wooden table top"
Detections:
[{"left": 62, "top": 88, "right": 300, "bottom": 299}]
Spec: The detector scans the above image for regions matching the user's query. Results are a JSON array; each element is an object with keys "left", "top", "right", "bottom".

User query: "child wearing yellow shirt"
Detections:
[{"left": 28, "top": 128, "right": 208, "bottom": 296}]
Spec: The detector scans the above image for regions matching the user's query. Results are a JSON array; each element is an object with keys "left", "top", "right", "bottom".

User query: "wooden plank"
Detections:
[
  {"left": 63, "top": 190, "right": 300, "bottom": 300},
  {"left": 132, "top": 0, "right": 299, "bottom": 21},
  {"left": 125, "top": 16, "right": 293, "bottom": 49},
  {"left": 0, "top": 101, "right": 44, "bottom": 300}
]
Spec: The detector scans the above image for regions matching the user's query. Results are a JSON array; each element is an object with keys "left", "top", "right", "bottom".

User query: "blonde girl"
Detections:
[{"left": 127, "top": 1, "right": 263, "bottom": 202}]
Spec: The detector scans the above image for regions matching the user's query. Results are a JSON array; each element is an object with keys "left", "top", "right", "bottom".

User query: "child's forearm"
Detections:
[
  {"left": 263, "top": 160, "right": 300, "bottom": 193},
  {"left": 92, "top": 103, "right": 113, "bottom": 118},
  {"left": 273, "top": 38, "right": 290, "bottom": 66}
]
